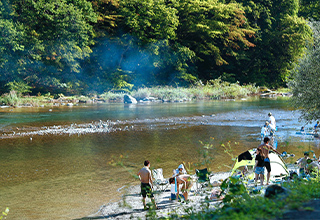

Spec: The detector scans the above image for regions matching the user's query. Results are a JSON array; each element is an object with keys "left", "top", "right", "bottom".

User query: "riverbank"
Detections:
[
  {"left": 0, "top": 81, "right": 292, "bottom": 108},
  {"left": 78, "top": 167, "right": 320, "bottom": 220},
  {"left": 76, "top": 172, "right": 230, "bottom": 220}
]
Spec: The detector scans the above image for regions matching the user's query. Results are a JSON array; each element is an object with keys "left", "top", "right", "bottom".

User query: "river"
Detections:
[{"left": 0, "top": 97, "right": 319, "bottom": 219}]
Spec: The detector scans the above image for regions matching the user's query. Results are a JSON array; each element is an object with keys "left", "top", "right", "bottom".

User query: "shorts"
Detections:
[
  {"left": 141, "top": 183, "right": 154, "bottom": 198},
  {"left": 255, "top": 166, "right": 265, "bottom": 175},
  {"left": 171, "top": 193, "right": 185, "bottom": 201},
  {"left": 270, "top": 129, "right": 276, "bottom": 136},
  {"left": 264, "top": 159, "right": 271, "bottom": 173},
  {"left": 299, "top": 168, "right": 306, "bottom": 176}
]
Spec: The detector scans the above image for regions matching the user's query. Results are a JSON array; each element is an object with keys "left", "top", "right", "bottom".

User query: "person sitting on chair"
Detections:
[
  {"left": 306, "top": 158, "right": 320, "bottom": 177},
  {"left": 295, "top": 152, "right": 310, "bottom": 177},
  {"left": 173, "top": 164, "right": 187, "bottom": 176}
]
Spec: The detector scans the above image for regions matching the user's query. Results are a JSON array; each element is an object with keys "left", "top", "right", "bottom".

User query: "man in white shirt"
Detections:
[{"left": 268, "top": 112, "right": 276, "bottom": 135}]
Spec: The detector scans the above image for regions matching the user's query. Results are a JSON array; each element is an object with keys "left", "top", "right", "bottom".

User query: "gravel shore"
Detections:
[{"left": 77, "top": 172, "right": 230, "bottom": 220}]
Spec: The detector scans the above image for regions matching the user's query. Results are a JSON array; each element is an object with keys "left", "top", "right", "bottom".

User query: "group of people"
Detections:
[
  {"left": 255, "top": 112, "right": 280, "bottom": 186},
  {"left": 169, "top": 164, "right": 192, "bottom": 202},
  {"left": 137, "top": 161, "right": 192, "bottom": 210},
  {"left": 300, "top": 121, "right": 319, "bottom": 133},
  {"left": 295, "top": 152, "right": 320, "bottom": 177},
  {"left": 137, "top": 114, "right": 319, "bottom": 209}
]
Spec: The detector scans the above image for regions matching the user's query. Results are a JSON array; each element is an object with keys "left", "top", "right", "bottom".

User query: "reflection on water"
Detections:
[{"left": 0, "top": 98, "right": 320, "bottom": 219}]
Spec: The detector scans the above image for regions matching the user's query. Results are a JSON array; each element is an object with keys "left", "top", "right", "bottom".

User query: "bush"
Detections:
[{"left": 0, "top": 91, "right": 20, "bottom": 106}]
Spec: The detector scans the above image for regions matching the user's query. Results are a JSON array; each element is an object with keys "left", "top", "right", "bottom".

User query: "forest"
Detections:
[{"left": 0, "top": 0, "right": 319, "bottom": 95}]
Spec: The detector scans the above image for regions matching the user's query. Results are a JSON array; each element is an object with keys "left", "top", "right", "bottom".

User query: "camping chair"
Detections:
[
  {"left": 152, "top": 168, "right": 169, "bottom": 192},
  {"left": 194, "top": 168, "right": 212, "bottom": 193}
]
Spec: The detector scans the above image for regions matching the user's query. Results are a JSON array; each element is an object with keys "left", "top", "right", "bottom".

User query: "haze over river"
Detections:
[{"left": 0, "top": 97, "right": 319, "bottom": 219}]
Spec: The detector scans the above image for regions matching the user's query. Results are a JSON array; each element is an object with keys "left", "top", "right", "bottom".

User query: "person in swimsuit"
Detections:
[
  {"left": 257, "top": 137, "right": 281, "bottom": 185},
  {"left": 137, "top": 160, "right": 158, "bottom": 209},
  {"left": 254, "top": 148, "right": 265, "bottom": 186},
  {"left": 169, "top": 174, "right": 192, "bottom": 201}
]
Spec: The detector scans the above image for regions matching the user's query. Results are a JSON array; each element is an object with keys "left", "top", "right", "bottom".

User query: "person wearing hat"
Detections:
[{"left": 173, "top": 164, "right": 187, "bottom": 176}]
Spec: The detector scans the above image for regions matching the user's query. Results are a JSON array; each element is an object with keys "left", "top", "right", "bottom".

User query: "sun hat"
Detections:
[{"left": 178, "top": 164, "right": 184, "bottom": 169}]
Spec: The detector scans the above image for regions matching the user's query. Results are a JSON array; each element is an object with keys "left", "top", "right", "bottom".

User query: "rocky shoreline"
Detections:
[
  {"left": 76, "top": 172, "right": 230, "bottom": 220},
  {"left": 77, "top": 165, "right": 320, "bottom": 220}
]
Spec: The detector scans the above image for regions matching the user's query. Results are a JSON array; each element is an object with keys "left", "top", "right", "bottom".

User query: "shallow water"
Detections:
[{"left": 0, "top": 97, "right": 319, "bottom": 219}]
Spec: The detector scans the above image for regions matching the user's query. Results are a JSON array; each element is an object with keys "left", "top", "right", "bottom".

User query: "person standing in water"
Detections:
[
  {"left": 268, "top": 112, "right": 276, "bottom": 135},
  {"left": 315, "top": 121, "right": 319, "bottom": 132},
  {"left": 268, "top": 112, "right": 277, "bottom": 147},
  {"left": 261, "top": 121, "right": 270, "bottom": 142}
]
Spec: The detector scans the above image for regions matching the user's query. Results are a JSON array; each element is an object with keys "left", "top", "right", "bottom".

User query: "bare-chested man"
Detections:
[
  {"left": 257, "top": 137, "right": 281, "bottom": 185},
  {"left": 137, "top": 160, "right": 158, "bottom": 209}
]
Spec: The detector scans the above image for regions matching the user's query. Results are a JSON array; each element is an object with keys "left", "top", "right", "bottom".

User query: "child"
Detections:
[
  {"left": 261, "top": 121, "right": 269, "bottom": 142},
  {"left": 169, "top": 177, "right": 185, "bottom": 201},
  {"left": 254, "top": 148, "right": 265, "bottom": 186}
]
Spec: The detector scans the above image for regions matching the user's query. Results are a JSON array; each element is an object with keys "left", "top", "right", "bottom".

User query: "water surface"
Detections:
[{"left": 0, "top": 97, "right": 319, "bottom": 219}]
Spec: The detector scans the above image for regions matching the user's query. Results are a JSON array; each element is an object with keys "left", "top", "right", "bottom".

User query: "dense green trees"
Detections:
[
  {"left": 221, "top": 0, "right": 312, "bottom": 87},
  {"left": 289, "top": 21, "right": 320, "bottom": 122},
  {"left": 0, "top": 0, "right": 97, "bottom": 94},
  {"left": 0, "top": 0, "right": 317, "bottom": 95},
  {"left": 175, "top": 0, "right": 255, "bottom": 81},
  {"left": 299, "top": 0, "right": 320, "bottom": 20}
]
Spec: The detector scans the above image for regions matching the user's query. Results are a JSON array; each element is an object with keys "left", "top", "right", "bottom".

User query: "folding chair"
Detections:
[
  {"left": 152, "top": 168, "right": 169, "bottom": 192},
  {"left": 194, "top": 168, "right": 212, "bottom": 193}
]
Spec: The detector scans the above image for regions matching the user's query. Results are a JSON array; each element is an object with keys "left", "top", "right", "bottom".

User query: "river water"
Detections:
[{"left": 0, "top": 97, "right": 319, "bottom": 219}]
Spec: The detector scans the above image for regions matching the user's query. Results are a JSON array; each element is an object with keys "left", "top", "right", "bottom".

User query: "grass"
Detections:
[
  {"left": 131, "top": 79, "right": 259, "bottom": 101},
  {"left": 0, "top": 79, "right": 262, "bottom": 106}
]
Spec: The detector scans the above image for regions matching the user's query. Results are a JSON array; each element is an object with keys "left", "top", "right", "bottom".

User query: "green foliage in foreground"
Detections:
[
  {"left": 160, "top": 177, "right": 320, "bottom": 220},
  {"left": 0, "top": 207, "right": 9, "bottom": 220}
]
